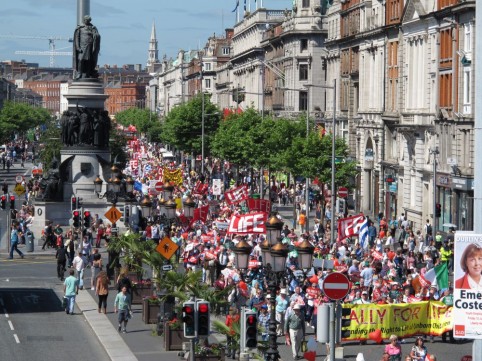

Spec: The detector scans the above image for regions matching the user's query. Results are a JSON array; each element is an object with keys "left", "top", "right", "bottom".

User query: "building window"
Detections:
[
  {"left": 464, "top": 23, "right": 472, "bottom": 54},
  {"left": 300, "top": 39, "right": 308, "bottom": 52},
  {"left": 439, "top": 72, "right": 452, "bottom": 108},
  {"left": 339, "top": 119, "right": 349, "bottom": 141},
  {"left": 439, "top": 29, "right": 453, "bottom": 69},
  {"left": 222, "top": 47, "right": 230, "bottom": 55},
  {"left": 205, "top": 79, "right": 211, "bottom": 89},
  {"left": 299, "top": 64, "right": 308, "bottom": 81},
  {"left": 204, "top": 62, "right": 212, "bottom": 71},
  {"left": 299, "top": 91, "right": 308, "bottom": 111},
  {"left": 463, "top": 69, "right": 471, "bottom": 114},
  {"left": 302, "top": 0, "right": 310, "bottom": 8}
]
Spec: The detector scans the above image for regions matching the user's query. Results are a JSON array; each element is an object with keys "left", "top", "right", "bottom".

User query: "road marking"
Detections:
[
  {"left": 13, "top": 334, "right": 19, "bottom": 343},
  {"left": 8, "top": 320, "right": 14, "bottom": 330},
  {"left": 4, "top": 311, "right": 9, "bottom": 318}
]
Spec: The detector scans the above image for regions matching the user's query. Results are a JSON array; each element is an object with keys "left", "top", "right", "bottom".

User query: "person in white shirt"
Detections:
[{"left": 72, "top": 251, "right": 86, "bottom": 290}]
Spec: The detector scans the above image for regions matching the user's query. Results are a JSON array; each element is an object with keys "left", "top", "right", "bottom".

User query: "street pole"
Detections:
[
  {"left": 329, "top": 78, "right": 337, "bottom": 361},
  {"left": 305, "top": 104, "right": 310, "bottom": 233},
  {"left": 473, "top": 4, "right": 482, "bottom": 360},
  {"left": 431, "top": 148, "right": 438, "bottom": 232},
  {"left": 201, "top": 62, "right": 205, "bottom": 175}
]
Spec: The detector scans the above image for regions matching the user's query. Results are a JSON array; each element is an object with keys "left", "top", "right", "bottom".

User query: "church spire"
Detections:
[{"left": 147, "top": 21, "right": 159, "bottom": 68}]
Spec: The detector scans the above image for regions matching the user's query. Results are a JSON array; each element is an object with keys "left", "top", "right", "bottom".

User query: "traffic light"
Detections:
[
  {"left": 72, "top": 210, "right": 80, "bottom": 228},
  {"left": 9, "top": 195, "right": 15, "bottom": 210},
  {"left": 182, "top": 301, "right": 196, "bottom": 338},
  {"left": 71, "top": 196, "right": 77, "bottom": 211},
  {"left": 435, "top": 203, "right": 441, "bottom": 217},
  {"left": 124, "top": 205, "right": 130, "bottom": 226},
  {"left": 244, "top": 309, "right": 258, "bottom": 349},
  {"left": 340, "top": 307, "right": 351, "bottom": 339},
  {"left": 0, "top": 195, "right": 5, "bottom": 210},
  {"left": 83, "top": 210, "right": 91, "bottom": 228},
  {"left": 196, "top": 301, "right": 210, "bottom": 337}
]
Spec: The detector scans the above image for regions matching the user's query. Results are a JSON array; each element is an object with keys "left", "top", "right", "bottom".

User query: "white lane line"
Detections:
[
  {"left": 4, "top": 311, "right": 9, "bottom": 318},
  {"left": 8, "top": 320, "right": 14, "bottom": 331},
  {"left": 13, "top": 334, "right": 20, "bottom": 344}
]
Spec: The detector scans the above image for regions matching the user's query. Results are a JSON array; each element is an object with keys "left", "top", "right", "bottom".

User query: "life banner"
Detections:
[
  {"left": 341, "top": 301, "right": 452, "bottom": 341},
  {"left": 246, "top": 198, "right": 271, "bottom": 213},
  {"left": 227, "top": 212, "right": 267, "bottom": 234},
  {"left": 163, "top": 167, "right": 183, "bottom": 186},
  {"left": 224, "top": 184, "right": 249, "bottom": 205}
]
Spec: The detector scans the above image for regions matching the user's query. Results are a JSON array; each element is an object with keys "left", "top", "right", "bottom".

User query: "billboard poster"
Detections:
[{"left": 453, "top": 231, "right": 482, "bottom": 339}]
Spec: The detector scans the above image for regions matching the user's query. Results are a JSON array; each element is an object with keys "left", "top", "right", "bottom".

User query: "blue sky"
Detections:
[{"left": 0, "top": 0, "right": 292, "bottom": 69}]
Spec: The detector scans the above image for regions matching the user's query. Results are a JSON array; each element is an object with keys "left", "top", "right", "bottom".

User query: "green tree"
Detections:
[
  {"left": 109, "top": 128, "right": 128, "bottom": 169},
  {"left": 115, "top": 107, "right": 158, "bottom": 134},
  {"left": 161, "top": 93, "right": 220, "bottom": 156},
  {"left": 0, "top": 101, "right": 51, "bottom": 143},
  {"left": 38, "top": 118, "right": 61, "bottom": 168},
  {"left": 211, "top": 108, "right": 262, "bottom": 167}
]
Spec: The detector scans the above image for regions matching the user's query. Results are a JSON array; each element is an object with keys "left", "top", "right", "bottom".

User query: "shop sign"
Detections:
[
  {"left": 389, "top": 183, "right": 397, "bottom": 193},
  {"left": 385, "top": 175, "right": 396, "bottom": 183},
  {"left": 452, "top": 177, "right": 470, "bottom": 191},
  {"left": 436, "top": 174, "right": 452, "bottom": 187}
]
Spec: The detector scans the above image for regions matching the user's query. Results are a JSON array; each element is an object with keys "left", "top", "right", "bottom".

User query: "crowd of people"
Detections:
[{"left": 5, "top": 135, "right": 452, "bottom": 360}]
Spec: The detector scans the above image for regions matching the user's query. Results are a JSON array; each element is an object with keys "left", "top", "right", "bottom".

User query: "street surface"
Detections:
[{"left": 0, "top": 256, "right": 109, "bottom": 361}]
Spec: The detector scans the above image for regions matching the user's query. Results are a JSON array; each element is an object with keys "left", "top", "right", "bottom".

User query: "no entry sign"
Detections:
[
  {"left": 337, "top": 187, "right": 348, "bottom": 198},
  {"left": 155, "top": 181, "right": 163, "bottom": 192},
  {"left": 322, "top": 272, "right": 350, "bottom": 300}
]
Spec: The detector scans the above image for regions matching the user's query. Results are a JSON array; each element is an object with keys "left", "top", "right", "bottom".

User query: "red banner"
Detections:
[
  {"left": 337, "top": 214, "right": 365, "bottom": 241},
  {"left": 224, "top": 185, "right": 249, "bottom": 205},
  {"left": 246, "top": 198, "right": 271, "bottom": 213},
  {"left": 191, "top": 205, "right": 209, "bottom": 225},
  {"left": 227, "top": 212, "right": 267, "bottom": 234}
]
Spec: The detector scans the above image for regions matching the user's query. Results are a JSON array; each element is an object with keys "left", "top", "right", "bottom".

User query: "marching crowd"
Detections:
[{"left": 6, "top": 136, "right": 452, "bottom": 361}]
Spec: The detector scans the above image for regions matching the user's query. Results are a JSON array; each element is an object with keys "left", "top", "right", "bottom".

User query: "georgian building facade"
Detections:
[{"left": 152, "top": 0, "right": 475, "bottom": 231}]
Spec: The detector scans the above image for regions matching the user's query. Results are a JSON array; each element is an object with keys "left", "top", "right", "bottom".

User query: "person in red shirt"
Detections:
[{"left": 305, "top": 282, "right": 320, "bottom": 323}]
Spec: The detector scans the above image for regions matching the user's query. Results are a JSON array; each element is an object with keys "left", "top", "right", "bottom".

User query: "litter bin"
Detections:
[{"left": 26, "top": 231, "right": 34, "bottom": 252}]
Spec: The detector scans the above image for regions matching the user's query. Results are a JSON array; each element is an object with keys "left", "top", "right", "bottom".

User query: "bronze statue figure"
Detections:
[{"left": 73, "top": 15, "right": 101, "bottom": 79}]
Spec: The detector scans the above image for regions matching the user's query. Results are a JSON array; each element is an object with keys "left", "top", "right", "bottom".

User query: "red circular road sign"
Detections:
[
  {"left": 155, "top": 182, "right": 163, "bottom": 192},
  {"left": 337, "top": 187, "right": 348, "bottom": 198},
  {"left": 322, "top": 272, "right": 350, "bottom": 300}
]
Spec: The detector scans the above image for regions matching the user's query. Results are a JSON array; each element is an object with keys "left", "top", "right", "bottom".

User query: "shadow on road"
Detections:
[{"left": 0, "top": 288, "right": 63, "bottom": 313}]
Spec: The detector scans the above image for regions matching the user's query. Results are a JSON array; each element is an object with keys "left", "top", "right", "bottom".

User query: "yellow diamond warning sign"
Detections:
[{"left": 156, "top": 236, "right": 178, "bottom": 260}]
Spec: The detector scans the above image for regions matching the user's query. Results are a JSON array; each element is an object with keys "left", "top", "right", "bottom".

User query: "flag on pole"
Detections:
[
  {"left": 422, "top": 262, "right": 449, "bottom": 290},
  {"left": 224, "top": 184, "right": 249, "bottom": 205},
  {"left": 337, "top": 214, "right": 366, "bottom": 240},
  {"left": 232, "top": 0, "right": 239, "bottom": 12},
  {"left": 358, "top": 217, "right": 369, "bottom": 249}
]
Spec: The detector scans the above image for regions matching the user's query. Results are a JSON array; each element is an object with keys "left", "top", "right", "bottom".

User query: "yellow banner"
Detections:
[
  {"left": 342, "top": 301, "right": 452, "bottom": 341},
  {"left": 163, "top": 167, "right": 183, "bottom": 186}
]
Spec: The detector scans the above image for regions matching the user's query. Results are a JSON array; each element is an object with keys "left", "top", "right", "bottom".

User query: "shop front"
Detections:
[
  {"left": 451, "top": 177, "right": 474, "bottom": 231},
  {"left": 435, "top": 174, "right": 452, "bottom": 233}
]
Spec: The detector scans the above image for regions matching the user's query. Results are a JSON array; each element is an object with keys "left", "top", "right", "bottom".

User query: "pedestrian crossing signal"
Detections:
[
  {"left": 244, "top": 310, "right": 258, "bottom": 348},
  {"left": 83, "top": 211, "right": 91, "bottom": 228},
  {"left": 196, "top": 301, "right": 210, "bottom": 337},
  {"left": 182, "top": 301, "right": 196, "bottom": 338},
  {"left": 0, "top": 195, "right": 5, "bottom": 210}
]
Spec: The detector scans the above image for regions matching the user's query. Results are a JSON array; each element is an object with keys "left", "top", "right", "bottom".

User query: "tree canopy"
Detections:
[
  {"left": 161, "top": 93, "right": 221, "bottom": 156},
  {"left": 0, "top": 101, "right": 51, "bottom": 143},
  {"left": 115, "top": 107, "right": 159, "bottom": 134}
]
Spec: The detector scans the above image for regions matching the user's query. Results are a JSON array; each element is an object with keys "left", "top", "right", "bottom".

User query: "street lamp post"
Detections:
[
  {"left": 430, "top": 147, "right": 439, "bottom": 232},
  {"left": 305, "top": 80, "right": 337, "bottom": 361}
]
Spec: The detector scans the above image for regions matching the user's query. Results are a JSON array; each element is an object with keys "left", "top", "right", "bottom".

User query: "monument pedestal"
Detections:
[
  {"left": 66, "top": 79, "right": 108, "bottom": 109},
  {"left": 61, "top": 147, "right": 111, "bottom": 201}
]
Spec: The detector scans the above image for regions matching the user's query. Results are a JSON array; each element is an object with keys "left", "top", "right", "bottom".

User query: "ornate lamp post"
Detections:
[
  {"left": 183, "top": 196, "right": 196, "bottom": 219},
  {"left": 232, "top": 238, "right": 253, "bottom": 270},
  {"left": 262, "top": 214, "right": 288, "bottom": 361},
  {"left": 295, "top": 238, "right": 315, "bottom": 271},
  {"left": 94, "top": 175, "right": 103, "bottom": 194},
  {"left": 140, "top": 196, "right": 153, "bottom": 218}
]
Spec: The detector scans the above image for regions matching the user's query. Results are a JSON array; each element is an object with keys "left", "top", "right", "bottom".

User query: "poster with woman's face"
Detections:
[{"left": 453, "top": 232, "right": 482, "bottom": 339}]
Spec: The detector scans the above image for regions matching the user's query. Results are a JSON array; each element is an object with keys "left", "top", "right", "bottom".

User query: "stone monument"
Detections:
[{"left": 59, "top": 14, "right": 111, "bottom": 200}]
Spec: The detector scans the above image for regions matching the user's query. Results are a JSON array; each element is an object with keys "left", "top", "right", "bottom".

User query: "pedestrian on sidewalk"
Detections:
[
  {"left": 95, "top": 270, "right": 109, "bottom": 314},
  {"left": 63, "top": 269, "right": 79, "bottom": 315},
  {"left": 91, "top": 250, "right": 102, "bottom": 290},
  {"left": 9, "top": 222, "right": 24, "bottom": 260},
  {"left": 114, "top": 285, "right": 132, "bottom": 333}
]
